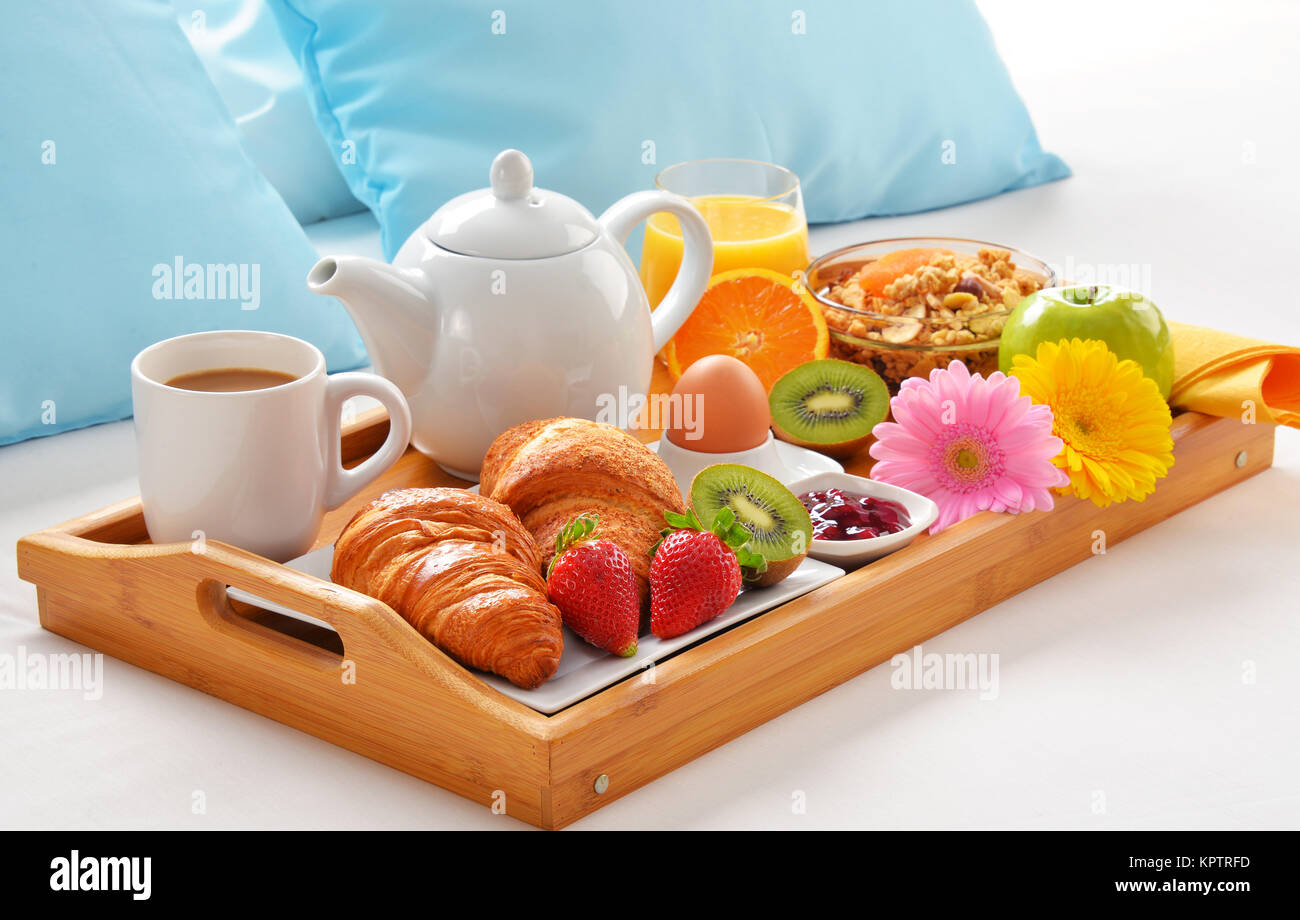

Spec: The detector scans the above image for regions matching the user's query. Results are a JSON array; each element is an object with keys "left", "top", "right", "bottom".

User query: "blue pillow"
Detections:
[
  {"left": 0, "top": 0, "right": 366, "bottom": 447},
  {"left": 172, "top": 0, "right": 364, "bottom": 225},
  {"left": 267, "top": 0, "right": 1068, "bottom": 260}
]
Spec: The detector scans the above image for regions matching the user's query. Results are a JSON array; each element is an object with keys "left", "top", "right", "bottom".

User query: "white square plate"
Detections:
[{"left": 228, "top": 547, "right": 843, "bottom": 714}]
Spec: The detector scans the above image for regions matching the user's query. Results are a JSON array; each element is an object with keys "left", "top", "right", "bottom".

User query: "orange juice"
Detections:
[{"left": 640, "top": 194, "right": 810, "bottom": 308}]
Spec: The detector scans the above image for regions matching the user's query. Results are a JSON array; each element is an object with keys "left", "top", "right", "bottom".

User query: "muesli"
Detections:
[{"left": 820, "top": 247, "right": 1044, "bottom": 387}]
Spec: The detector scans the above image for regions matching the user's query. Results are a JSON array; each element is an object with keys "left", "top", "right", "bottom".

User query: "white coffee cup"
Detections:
[{"left": 131, "top": 330, "right": 412, "bottom": 561}]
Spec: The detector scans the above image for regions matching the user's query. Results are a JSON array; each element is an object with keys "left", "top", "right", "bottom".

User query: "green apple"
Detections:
[{"left": 998, "top": 285, "right": 1174, "bottom": 398}]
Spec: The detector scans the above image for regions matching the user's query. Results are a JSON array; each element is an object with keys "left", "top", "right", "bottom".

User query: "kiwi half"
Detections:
[
  {"left": 689, "top": 464, "right": 812, "bottom": 587},
  {"left": 768, "top": 359, "right": 889, "bottom": 457}
]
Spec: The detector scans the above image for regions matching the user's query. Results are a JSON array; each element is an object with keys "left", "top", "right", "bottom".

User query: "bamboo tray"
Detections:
[{"left": 16, "top": 408, "right": 1275, "bottom": 829}]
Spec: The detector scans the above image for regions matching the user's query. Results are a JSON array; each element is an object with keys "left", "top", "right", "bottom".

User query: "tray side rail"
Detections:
[{"left": 543, "top": 413, "right": 1276, "bottom": 827}]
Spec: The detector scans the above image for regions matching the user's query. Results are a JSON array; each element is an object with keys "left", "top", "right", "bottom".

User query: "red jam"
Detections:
[{"left": 799, "top": 488, "right": 911, "bottom": 541}]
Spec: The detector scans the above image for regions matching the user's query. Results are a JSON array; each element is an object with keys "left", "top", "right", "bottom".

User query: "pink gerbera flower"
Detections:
[{"left": 869, "top": 361, "right": 1068, "bottom": 533}]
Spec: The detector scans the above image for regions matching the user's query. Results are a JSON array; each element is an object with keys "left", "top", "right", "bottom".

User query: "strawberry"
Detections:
[
  {"left": 649, "top": 507, "right": 767, "bottom": 639},
  {"left": 546, "top": 515, "right": 639, "bottom": 657}
]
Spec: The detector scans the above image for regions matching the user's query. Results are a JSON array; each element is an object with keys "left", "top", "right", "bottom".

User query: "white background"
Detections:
[{"left": 2, "top": 0, "right": 1297, "bottom": 828}]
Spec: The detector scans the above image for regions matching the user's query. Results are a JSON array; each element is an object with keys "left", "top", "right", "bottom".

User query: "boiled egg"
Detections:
[{"left": 665, "top": 355, "right": 771, "bottom": 453}]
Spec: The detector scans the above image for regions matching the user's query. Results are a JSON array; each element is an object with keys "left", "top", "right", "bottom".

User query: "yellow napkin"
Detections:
[{"left": 1169, "top": 322, "right": 1300, "bottom": 428}]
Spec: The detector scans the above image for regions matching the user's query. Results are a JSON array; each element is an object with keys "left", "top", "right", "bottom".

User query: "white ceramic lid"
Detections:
[{"left": 423, "top": 149, "right": 600, "bottom": 259}]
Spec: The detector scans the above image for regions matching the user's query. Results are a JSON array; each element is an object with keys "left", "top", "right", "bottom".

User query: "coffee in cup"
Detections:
[{"left": 163, "top": 367, "right": 300, "bottom": 392}]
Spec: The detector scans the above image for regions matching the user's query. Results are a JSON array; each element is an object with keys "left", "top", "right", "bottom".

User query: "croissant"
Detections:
[
  {"left": 480, "top": 417, "right": 687, "bottom": 606},
  {"left": 331, "top": 487, "right": 563, "bottom": 689}
]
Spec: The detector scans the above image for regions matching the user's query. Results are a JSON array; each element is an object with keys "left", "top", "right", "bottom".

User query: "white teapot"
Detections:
[{"left": 308, "top": 149, "right": 713, "bottom": 479}]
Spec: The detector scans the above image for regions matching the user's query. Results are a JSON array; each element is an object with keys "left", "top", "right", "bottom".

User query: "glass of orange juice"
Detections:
[{"left": 640, "top": 158, "right": 809, "bottom": 309}]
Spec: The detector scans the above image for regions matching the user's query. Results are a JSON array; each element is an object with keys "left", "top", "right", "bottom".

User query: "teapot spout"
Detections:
[{"left": 307, "top": 255, "right": 433, "bottom": 395}]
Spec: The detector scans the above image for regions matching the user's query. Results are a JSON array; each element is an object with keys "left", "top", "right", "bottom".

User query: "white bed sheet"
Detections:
[{"left": 2, "top": 0, "right": 1298, "bottom": 829}]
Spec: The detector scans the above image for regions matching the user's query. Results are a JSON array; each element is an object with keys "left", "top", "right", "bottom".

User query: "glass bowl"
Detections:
[{"left": 805, "top": 237, "right": 1056, "bottom": 391}]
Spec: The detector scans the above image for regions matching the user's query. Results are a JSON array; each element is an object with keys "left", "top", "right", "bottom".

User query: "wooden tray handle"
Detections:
[
  {"left": 18, "top": 528, "right": 547, "bottom": 724},
  {"left": 193, "top": 545, "right": 363, "bottom": 671},
  {"left": 20, "top": 529, "right": 388, "bottom": 664},
  {"left": 160, "top": 540, "right": 458, "bottom": 681}
]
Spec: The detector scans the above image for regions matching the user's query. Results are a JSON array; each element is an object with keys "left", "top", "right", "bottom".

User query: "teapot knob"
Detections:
[{"left": 490, "top": 149, "right": 533, "bottom": 201}]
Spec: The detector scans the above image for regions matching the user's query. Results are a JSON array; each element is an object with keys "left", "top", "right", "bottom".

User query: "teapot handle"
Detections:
[{"left": 599, "top": 191, "right": 713, "bottom": 353}]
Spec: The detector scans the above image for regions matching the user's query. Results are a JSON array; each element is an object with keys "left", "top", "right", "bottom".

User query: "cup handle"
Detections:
[
  {"left": 599, "top": 190, "right": 714, "bottom": 352},
  {"left": 322, "top": 373, "right": 413, "bottom": 510}
]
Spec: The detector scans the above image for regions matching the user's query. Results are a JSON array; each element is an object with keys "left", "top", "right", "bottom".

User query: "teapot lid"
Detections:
[{"left": 424, "top": 150, "right": 600, "bottom": 259}]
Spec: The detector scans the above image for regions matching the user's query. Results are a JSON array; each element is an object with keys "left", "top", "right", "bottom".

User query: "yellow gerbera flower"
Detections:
[{"left": 1010, "top": 338, "right": 1174, "bottom": 507}]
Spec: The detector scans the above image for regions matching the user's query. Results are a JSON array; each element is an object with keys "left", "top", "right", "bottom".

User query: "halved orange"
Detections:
[{"left": 664, "top": 268, "right": 829, "bottom": 391}]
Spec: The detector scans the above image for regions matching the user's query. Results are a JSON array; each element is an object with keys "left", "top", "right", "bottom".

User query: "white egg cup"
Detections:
[{"left": 654, "top": 431, "right": 797, "bottom": 497}]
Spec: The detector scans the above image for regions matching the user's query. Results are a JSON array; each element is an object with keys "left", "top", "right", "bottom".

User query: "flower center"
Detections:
[
  {"left": 930, "top": 423, "right": 1005, "bottom": 493},
  {"left": 1054, "top": 387, "right": 1123, "bottom": 459}
]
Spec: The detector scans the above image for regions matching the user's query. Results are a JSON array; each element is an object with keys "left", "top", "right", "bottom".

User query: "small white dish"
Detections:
[
  {"left": 787, "top": 471, "right": 938, "bottom": 568},
  {"left": 649, "top": 433, "right": 842, "bottom": 498}
]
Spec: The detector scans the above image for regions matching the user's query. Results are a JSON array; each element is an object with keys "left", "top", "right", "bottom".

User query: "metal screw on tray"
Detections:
[
  {"left": 1235, "top": 451, "right": 1249, "bottom": 468},
  {"left": 594, "top": 774, "right": 610, "bottom": 794}
]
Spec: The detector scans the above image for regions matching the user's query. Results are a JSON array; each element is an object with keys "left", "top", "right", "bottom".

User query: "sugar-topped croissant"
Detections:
[
  {"left": 331, "top": 487, "right": 563, "bottom": 689},
  {"left": 480, "top": 417, "right": 687, "bottom": 607}
]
